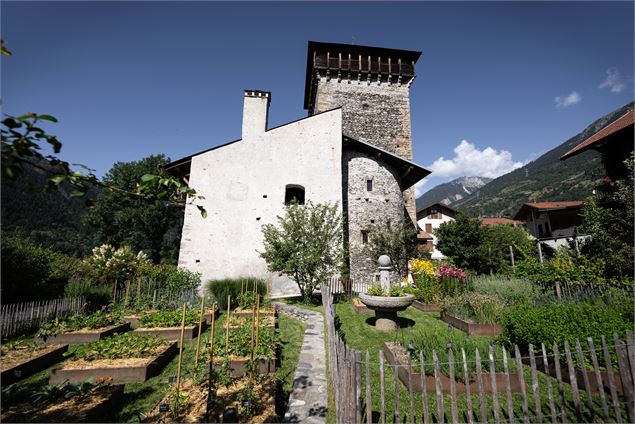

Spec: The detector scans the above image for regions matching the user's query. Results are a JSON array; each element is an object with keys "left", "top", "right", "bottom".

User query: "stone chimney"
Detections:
[{"left": 242, "top": 90, "right": 271, "bottom": 140}]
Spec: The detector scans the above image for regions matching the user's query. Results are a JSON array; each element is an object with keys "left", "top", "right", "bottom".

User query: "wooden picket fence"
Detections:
[
  {"left": 0, "top": 296, "right": 85, "bottom": 339},
  {"left": 322, "top": 283, "right": 635, "bottom": 423}
]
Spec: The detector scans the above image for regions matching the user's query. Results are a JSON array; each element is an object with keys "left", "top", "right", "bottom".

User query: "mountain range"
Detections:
[
  {"left": 416, "top": 101, "right": 633, "bottom": 217},
  {"left": 415, "top": 176, "right": 492, "bottom": 210}
]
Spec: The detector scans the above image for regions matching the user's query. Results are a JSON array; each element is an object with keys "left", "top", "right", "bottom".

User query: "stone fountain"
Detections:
[{"left": 359, "top": 255, "right": 414, "bottom": 331}]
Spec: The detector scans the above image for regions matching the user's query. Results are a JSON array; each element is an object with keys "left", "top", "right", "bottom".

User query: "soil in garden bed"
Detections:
[
  {"left": 1, "top": 384, "right": 124, "bottom": 423},
  {"left": 212, "top": 377, "right": 278, "bottom": 423},
  {"left": 35, "top": 323, "right": 131, "bottom": 345},
  {"left": 1, "top": 344, "right": 68, "bottom": 385},
  {"left": 49, "top": 341, "right": 177, "bottom": 384},
  {"left": 144, "top": 379, "right": 209, "bottom": 423}
]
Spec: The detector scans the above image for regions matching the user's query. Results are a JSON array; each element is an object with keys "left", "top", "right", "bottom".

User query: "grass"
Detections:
[
  {"left": 3, "top": 311, "right": 308, "bottom": 422},
  {"left": 332, "top": 299, "right": 630, "bottom": 423},
  {"left": 275, "top": 295, "right": 324, "bottom": 314}
]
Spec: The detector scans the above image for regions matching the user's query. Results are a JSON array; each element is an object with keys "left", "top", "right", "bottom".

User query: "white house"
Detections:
[
  {"left": 416, "top": 202, "right": 458, "bottom": 260},
  {"left": 165, "top": 42, "right": 431, "bottom": 296}
]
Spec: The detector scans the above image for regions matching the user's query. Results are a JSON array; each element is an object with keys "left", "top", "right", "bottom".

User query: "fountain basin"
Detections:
[{"left": 359, "top": 293, "right": 414, "bottom": 331}]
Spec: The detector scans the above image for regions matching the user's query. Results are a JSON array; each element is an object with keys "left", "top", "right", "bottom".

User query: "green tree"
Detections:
[
  {"left": 367, "top": 221, "right": 421, "bottom": 278},
  {"left": 435, "top": 213, "right": 484, "bottom": 271},
  {"left": 480, "top": 224, "right": 536, "bottom": 274},
  {"left": 260, "top": 201, "right": 343, "bottom": 300},
  {"left": 84, "top": 155, "right": 183, "bottom": 264},
  {"left": 578, "top": 154, "right": 634, "bottom": 282}
]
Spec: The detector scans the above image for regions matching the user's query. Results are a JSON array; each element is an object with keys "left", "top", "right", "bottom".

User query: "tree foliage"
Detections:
[
  {"left": 435, "top": 213, "right": 484, "bottom": 271},
  {"left": 84, "top": 155, "right": 184, "bottom": 264},
  {"left": 578, "top": 153, "right": 634, "bottom": 282},
  {"left": 436, "top": 213, "right": 535, "bottom": 274},
  {"left": 367, "top": 221, "right": 421, "bottom": 278},
  {"left": 260, "top": 202, "right": 343, "bottom": 299}
]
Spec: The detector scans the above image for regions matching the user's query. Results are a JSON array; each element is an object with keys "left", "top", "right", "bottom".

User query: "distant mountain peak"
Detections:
[{"left": 416, "top": 176, "right": 492, "bottom": 210}]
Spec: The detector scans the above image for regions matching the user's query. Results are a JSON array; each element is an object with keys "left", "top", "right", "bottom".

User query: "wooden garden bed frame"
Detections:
[
  {"left": 213, "top": 356, "right": 277, "bottom": 378},
  {"left": 133, "top": 324, "right": 205, "bottom": 341},
  {"left": 1, "top": 344, "right": 68, "bottom": 385},
  {"left": 233, "top": 307, "right": 276, "bottom": 318},
  {"left": 35, "top": 323, "right": 131, "bottom": 345},
  {"left": 383, "top": 342, "right": 524, "bottom": 394},
  {"left": 49, "top": 341, "right": 178, "bottom": 384},
  {"left": 411, "top": 300, "right": 442, "bottom": 313},
  {"left": 441, "top": 311, "right": 502, "bottom": 336}
]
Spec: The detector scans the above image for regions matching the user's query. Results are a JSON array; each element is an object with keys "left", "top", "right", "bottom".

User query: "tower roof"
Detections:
[{"left": 304, "top": 40, "right": 422, "bottom": 110}]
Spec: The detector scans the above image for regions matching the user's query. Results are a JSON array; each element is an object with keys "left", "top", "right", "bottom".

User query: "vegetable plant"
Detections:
[
  {"left": 69, "top": 332, "right": 165, "bottom": 361},
  {"left": 138, "top": 309, "right": 200, "bottom": 328},
  {"left": 36, "top": 310, "right": 124, "bottom": 339}
]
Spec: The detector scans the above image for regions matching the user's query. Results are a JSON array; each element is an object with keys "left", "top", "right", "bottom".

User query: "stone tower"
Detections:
[{"left": 304, "top": 41, "right": 422, "bottom": 224}]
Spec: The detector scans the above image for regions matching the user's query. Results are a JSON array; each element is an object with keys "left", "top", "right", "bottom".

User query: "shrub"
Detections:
[
  {"left": 444, "top": 293, "right": 504, "bottom": 325},
  {"left": 205, "top": 278, "right": 265, "bottom": 311},
  {"left": 64, "top": 279, "right": 112, "bottom": 307},
  {"left": 500, "top": 294, "right": 634, "bottom": 349},
  {"left": 136, "top": 263, "right": 201, "bottom": 293},
  {"left": 471, "top": 275, "right": 541, "bottom": 305},
  {"left": 366, "top": 284, "right": 385, "bottom": 296}
]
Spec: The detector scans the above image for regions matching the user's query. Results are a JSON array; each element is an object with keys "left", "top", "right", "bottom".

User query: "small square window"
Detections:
[
  {"left": 366, "top": 179, "right": 373, "bottom": 191},
  {"left": 362, "top": 231, "right": 369, "bottom": 244}
]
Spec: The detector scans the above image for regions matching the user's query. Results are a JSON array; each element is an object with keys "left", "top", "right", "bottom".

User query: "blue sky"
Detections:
[{"left": 2, "top": 1, "right": 633, "bottom": 196}]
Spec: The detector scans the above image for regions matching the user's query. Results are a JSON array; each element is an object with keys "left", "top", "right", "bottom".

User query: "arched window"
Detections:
[{"left": 284, "top": 184, "right": 305, "bottom": 205}]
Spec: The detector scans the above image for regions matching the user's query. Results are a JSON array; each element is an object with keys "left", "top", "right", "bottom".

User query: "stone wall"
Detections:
[
  {"left": 312, "top": 76, "right": 416, "bottom": 224},
  {"left": 344, "top": 149, "right": 405, "bottom": 284}
]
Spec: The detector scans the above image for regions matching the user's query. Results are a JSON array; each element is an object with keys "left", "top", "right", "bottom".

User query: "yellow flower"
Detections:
[{"left": 410, "top": 258, "right": 435, "bottom": 276}]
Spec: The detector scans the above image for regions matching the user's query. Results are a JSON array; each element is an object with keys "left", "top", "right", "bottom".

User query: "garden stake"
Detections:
[
  {"left": 225, "top": 295, "right": 231, "bottom": 357},
  {"left": 250, "top": 300, "right": 256, "bottom": 361},
  {"left": 255, "top": 295, "right": 260, "bottom": 351},
  {"left": 113, "top": 280, "right": 118, "bottom": 303},
  {"left": 176, "top": 303, "right": 187, "bottom": 401},
  {"left": 206, "top": 306, "right": 216, "bottom": 418},
  {"left": 265, "top": 280, "right": 269, "bottom": 303},
  {"left": 209, "top": 305, "right": 216, "bottom": 367},
  {"left": 124, "top": 280, "right": 131, "bottom": 309},
  {"left": 195, "top": 295, "right": 205, "bottom": 367},
  {"left": 135, "top": 277, "right": 141, "bottom": 309},
  {"left": 241, "top": 280, "right": 244, "bottom": 296}
]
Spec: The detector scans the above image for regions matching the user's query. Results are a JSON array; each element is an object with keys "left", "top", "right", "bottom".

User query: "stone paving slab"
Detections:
[{"left": 274, "top": 302, "right": 327, "bottom": 423}]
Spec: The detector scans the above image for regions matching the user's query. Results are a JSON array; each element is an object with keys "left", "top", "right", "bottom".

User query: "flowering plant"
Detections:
[
  {"left": 410, "top": 258, "right": 435, "bottom": 277},
  {"left": 436, "top": 263, "right": 467, "bottom": 281},
  {"left": 86, "top": 244, "right": 151, "bottom": 284}
]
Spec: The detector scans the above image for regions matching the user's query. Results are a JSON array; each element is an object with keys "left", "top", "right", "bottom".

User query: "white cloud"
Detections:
[
  {"left": 554, "top": 91, "right": 581, "bottom": 108},
  {"left": 598, "top": 67, "right": 625, "bottom": 93},
  {"left": 426, "top": 140, "right": 525, "bottom": 179}
]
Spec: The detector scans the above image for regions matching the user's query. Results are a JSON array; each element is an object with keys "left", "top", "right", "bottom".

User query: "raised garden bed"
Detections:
[
  {"left": 441, "top": 311, "right": 502, "bottom": 336},
  {"left": 204, "top": 307, "right": 220, "bottom": 324},
  {"left": 133, "top": 324, "right": 205, "bottom": 341},
  {"left": 1, "top": 383, "right": 124, "bottom": 423},
  {"left": 49, "top": 340, "right": 177, "bottom": 384},
  {"left": 351, "top": 298, "right": 373, "bottom": 314},
  {"left": 384, "top": 342, "right": 523, "bottom": 394},
  {"left": 214, "top": 356, "right": 277, "bottom": 378},
  {"left": 233, "top": 307, "right": 276, "bottom": 318},
  {"left": 411, "top": 300, "right": 442, "bottom": 313},
  {"left": 1, "top": 344, "right": 68, "bottom": 385},
  {"left": 35, "top": 323, "right": 131, "bottom": 345},
  {"left": 124, "top": 310, "right": 159, "bottom": 329}
]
